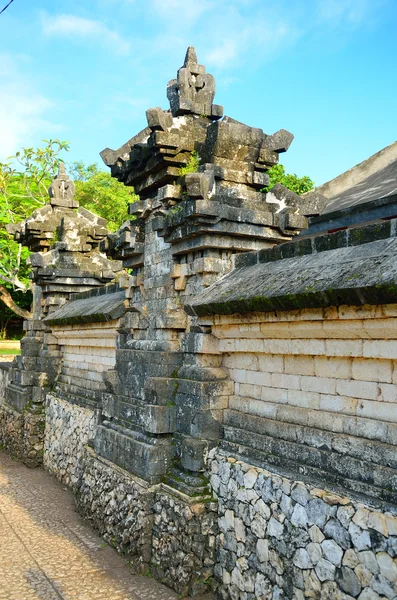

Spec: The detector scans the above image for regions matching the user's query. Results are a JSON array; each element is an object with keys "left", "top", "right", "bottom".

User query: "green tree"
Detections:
[
  {"left": 265, "top": 164, "right": 314, "bottom": 195},
  {"left": 69, "top": 160, "right": 99, "bottom": 182},
  {"left": 70, "top": 162, "right": 138, "bottom": 232}
]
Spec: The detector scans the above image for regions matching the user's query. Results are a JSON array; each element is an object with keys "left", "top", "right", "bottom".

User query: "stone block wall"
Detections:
[
  {"left": 151, "top": 490, "right": 218, "bottom": 596},
  {"left": 0, "top": 362, "right": 45, "bottom": 465},
  {"left": 0, "top": 363, "right": 20, "bottom": 455},
  {"left": 0, "top": 403, "right": 45, "bottom": 466},
  {"left": 76, "top": 446, "right": 218, "bottom": 597},
  {"left": 0, "top": 363, "right": 10, "bottom": 405},
  {"left": 76, "top": 447, "right": 154, "bottom": 572}
]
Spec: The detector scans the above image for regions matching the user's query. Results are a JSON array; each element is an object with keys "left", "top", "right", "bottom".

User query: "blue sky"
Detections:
[{"left": 0, "top": 0, "right": 396, "bottom": 186}]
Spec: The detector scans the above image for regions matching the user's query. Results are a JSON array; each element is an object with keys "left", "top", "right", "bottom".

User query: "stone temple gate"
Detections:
[{"left": 1, "top": 47, "right": 397, "bottom": 599}]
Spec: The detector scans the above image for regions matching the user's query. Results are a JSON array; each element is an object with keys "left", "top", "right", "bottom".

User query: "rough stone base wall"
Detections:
[
  {"left": 210, "top": 450, "right": 397, "bottom": 600},
  {"left": 0, "top": 403, "right": 44, "bottom": 466},
  {"left": 151, "top": 490, "right": 218, "bottom": 596},
  {"left": 76, "top": 447, "right": 155, "bottom": 572},
  {"left": 43, "top": 394, "right": 96, "bottom": 489},
  {"left": 75, "top": 446, "right": 218, "bottom": 596}
]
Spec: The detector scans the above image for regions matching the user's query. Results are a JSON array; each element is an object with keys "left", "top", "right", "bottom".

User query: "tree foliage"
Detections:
[
  {"left": 70, "top": 162, "right": 138, "bottom": 232},
  {"left": 69, "top": 161, "right": 99, "bottom": 182},
  {"left": 266, "top": 164, "right": 314, "bottom": 195}
]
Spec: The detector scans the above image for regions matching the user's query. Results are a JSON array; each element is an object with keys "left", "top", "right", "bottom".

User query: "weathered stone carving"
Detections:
[
  {"left": 167, "top": 46, "right": 221, "bottom": 118},
  {"left": 48, "top": 162, "right": 77, "bottom": 207}
]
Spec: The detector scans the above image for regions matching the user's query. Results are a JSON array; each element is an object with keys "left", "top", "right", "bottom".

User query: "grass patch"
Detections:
[{"left": 0, "top": 349, "right": 21, "bottom": 355}]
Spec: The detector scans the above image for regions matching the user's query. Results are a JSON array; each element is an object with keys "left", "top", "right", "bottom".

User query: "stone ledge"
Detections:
[
  {"left": 233, "top": 218, "right": 397, "bottom": 270},
  {"left": 44, "top": 290, "right": 126, "bottom": 325},
  {"left": 186, "top": 233, "right": 397, "bottom": 317},
  {"left": 0, "top": 362, "right": 12, "bottom": 370}
]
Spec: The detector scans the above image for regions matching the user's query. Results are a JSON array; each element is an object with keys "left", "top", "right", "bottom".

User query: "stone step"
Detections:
[
  {"left": 225, "top": 409, "right": 397, "bottom": 470},
  {"left": 164, "top": 467, "right": 211, "bottom": 498},
  {"left": 223, "top": 424, "right": 397, "bottom": 504},
  {"left": 221, "top": 437, "right": 397, "bottom": 506}
]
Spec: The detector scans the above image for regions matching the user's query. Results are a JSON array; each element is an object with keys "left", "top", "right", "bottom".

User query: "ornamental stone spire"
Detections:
[
  {"left": 167, "top": 45, "right": 223, "bottom": 119},
  {"left": 48, "top": 162, "right": 78, "bottom": 208}
]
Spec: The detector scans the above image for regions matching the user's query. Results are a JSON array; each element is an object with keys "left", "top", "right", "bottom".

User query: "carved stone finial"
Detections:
[
  {"left": 183, "top": 46, "right": 198, "bottom": 67},
  {"left": 167, "top": 46, "right": 223, "bottom": 119},
  {"left": 48, "top": 163, "right": 78, "bottom": 208}
]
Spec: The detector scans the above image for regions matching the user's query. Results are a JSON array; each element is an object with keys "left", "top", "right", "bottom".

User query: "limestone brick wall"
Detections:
[
  {"left": 214, "top": 304, "right": 397, "bottom": 425},
  {"left": 207, "top": 304, "right": 397, "bottom": 502},
  {"left": 52, "top": 320, "right": 119, "bottom": 404},
  {"left": 43, "top": 320, "right": 119, "bottom": 486}
]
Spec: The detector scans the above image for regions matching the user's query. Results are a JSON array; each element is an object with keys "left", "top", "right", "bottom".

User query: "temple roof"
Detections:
[
  {"left": 44, "top": 288, "right": 125, "bottom": 325},
  {"left": 186, "top": 217, "right": 397, "bottom": 317},
  {"left": 304, "top": 141, "right": 397, "bottom": 235}
]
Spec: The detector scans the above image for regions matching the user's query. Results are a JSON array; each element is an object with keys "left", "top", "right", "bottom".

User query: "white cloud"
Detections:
[
  {"left": 150, "top": 0, "right": 212, "bottom": 27},
  {"left": 0, "top": 54, "right": 61, "bottom": 161},
  {"left": 201, "top": 5, "right": 296, "bottom": 70},
  {"left": 205, "top": 40, "right": 239, "bottom": 68},
  {"left": 41, "top": 13, "right": 130, "bottom": 55},
  {"left": 134, "top": 1, "right": 299, "bottom": 72},
  {"left": 142, "top": 0, "right": 385, "bottom": 73},
  {"left": 317, "top": 0, "right": 379, "bottom": 27}
]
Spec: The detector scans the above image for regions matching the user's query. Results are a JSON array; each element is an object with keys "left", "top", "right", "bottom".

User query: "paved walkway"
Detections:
[{"left": 0, "top": 452, "right": 207, "bottom": 600}]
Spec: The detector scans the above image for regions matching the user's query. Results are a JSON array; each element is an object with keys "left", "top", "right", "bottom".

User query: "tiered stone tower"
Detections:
[
  {"left": 3, "top": 165, "right": 121, "bottom": 463},
  {"left": 94, "top": 47, "right": 321, "bottom": 490}
]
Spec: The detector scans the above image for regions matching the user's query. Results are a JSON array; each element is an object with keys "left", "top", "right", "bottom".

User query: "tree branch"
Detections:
[
  {"left": 0, "top": 272, "right": 28, "bottom": 291},
  {"left": 0, "top": 285, "right": 32, "bottom": 319}
]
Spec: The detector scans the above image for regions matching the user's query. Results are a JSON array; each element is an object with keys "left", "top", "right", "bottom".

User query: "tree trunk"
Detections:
[{"left": 0, "top": 285, "right": 32, "bottom": 319}]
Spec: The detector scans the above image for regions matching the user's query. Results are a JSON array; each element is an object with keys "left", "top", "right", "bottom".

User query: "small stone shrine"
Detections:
[{"left": 2, "top": 163, "right": 121, "bottom": 463}]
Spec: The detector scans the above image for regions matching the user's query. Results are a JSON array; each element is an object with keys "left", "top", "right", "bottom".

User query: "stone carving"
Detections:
[
  {"left": 167, "top": 46, "right": 221, "bottom": 118},
  {"left": 88, "top": 46, "right": 308, "bottom": 498},
  {"left": 48, "top": 162, "right": 77, "bottom": 207}
]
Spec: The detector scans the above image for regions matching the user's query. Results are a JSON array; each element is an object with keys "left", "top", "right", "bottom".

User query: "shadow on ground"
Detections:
[{"left": 0, "top": 451, "right": 213, "bottom": 600}]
